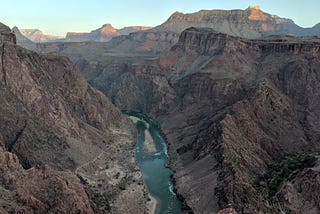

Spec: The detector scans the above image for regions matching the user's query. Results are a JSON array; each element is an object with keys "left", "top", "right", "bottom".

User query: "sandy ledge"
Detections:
[
  {"left": 128, "top": 116, "right": 140, "bottom": 123},
  {"left": 128, "top": 116, "right": 157, "bottom": 153},
  {"left": 144, "top": 129, "right": 157, "bottom": 153},
  {"left": 147, "top": 194, "right": 159, "bottom": 214}
]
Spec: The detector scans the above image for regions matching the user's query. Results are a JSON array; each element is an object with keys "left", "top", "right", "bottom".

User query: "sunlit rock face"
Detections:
[{"left": 153, "top": 6, "right": 320, "bottom": 38}]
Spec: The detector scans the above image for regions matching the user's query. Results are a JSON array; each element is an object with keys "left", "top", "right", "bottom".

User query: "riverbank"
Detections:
[
  {"left": 129, "top": 116, "right": 157, "bottom": 153},
  {"left": 126, "top": 112, "right": 182, "bottom": 213},
  {"left": 144, "top": 129, "right": 157, "bottom": 153},
  {"left": 147, "top": 194, "right": 159, "bottom": 214},
  {"left": 128, "top": 116, "right": 139, "bottom": 123}
]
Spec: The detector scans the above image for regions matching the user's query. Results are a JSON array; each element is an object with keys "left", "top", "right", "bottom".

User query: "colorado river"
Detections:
[{"left": 124, "top": 111, "right": 182, "bottom": 214}]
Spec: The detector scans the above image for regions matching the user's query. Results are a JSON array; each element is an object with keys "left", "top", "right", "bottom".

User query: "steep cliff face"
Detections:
[
  {"left": 153, "top": 6, "right": 320, "bottom": 38},
  {"left": 77, "top": 59, "right": 176, "bottom": 114},
  {"left": 157, "top": 28, "right": 320, "bottom": 213},
  {"left": 71, "top": 27, "right": 320, "bottom": 213},
  {"left": 0, "top": 23, "right": 147, "bottom": 213}
]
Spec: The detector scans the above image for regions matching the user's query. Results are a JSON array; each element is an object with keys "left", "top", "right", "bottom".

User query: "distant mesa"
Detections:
[
  {"left": 12, "top": 26, "right": 35, "bottom": 50},
  {"left": 13, "top": 23, "right": 152, "bottom": 43},
  {"left": 152, "top": 6, "right": 320, "bottom": 38},
  {"left": 13, "top": 6, "right": 320, "bottom": 53},
  {"left": 12, "top": 26, "right": 62, "bottom": 43},
  {"left": 15, "top": 27, "right": 62, "bottom": 43},
  {"left": 65, "top": 23, "right": 153, "bottom": 42}
]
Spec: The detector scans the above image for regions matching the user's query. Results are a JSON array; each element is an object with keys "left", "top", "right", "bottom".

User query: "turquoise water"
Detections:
[{"left": 125, "top": 111, "right": 182, "bottom": 214}]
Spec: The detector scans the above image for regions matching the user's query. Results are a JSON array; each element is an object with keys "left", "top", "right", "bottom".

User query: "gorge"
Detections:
[
  {"left": 125, "top": 111, "right": 182, "bottom": 214},
  {"left": 41, "top": 26, "right": 320, "bottom": 213},
  {"left": 2, "top": 5, "right": 320, "bottom": 214}
]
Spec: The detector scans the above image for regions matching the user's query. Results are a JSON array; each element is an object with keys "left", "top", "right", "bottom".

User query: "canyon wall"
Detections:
[{"left": 0, "top": 22, "right": 148, "bottom": 213}]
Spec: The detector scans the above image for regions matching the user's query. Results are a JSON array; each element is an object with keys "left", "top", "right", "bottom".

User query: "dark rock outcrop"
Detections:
[{"left": 0, "top": 23, "right": 16, "bottom": 44}]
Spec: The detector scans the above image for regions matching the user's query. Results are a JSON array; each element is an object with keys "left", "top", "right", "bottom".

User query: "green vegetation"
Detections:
[
  {"left": 118, "top": 181, "right": 126, "bottom": 190},
  {"left": 257, "top": 153, "right": 318, "bottom": 198},
  {"left": 92, "top": 192, "right": 111, "bottom": 211}
]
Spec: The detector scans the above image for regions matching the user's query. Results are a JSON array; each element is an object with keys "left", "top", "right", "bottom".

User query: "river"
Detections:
[{"left": 124, "top": 111, "right": 182, "bottom": 214}]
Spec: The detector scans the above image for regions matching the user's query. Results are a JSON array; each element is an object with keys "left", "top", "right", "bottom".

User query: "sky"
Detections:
[{"left": 1, "top": 0, "right": 319, "bottom": 36}]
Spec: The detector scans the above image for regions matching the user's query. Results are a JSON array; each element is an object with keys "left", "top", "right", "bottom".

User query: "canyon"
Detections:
[
  {"left": 4, "top": 6, "right": 320, "bottom": 214},
  {"left": 60, "top": 26, "right": 320, "bottom": 213}
]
